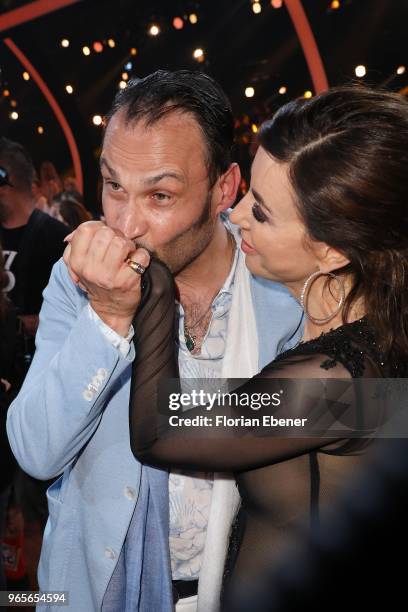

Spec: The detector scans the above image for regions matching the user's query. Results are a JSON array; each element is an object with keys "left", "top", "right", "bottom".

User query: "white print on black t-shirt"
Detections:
[{"left": 2, "top": 250, "right": 17, "bottom": 293}]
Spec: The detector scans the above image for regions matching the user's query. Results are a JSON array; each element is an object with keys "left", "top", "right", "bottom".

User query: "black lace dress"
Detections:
[{"left": 129, "top": 261, "right": 392, "bottom": 598}]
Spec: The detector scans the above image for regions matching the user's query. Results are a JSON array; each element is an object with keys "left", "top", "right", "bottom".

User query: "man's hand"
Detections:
[{"left": 63, "top": 221, "right": 150, "bottom": 336}]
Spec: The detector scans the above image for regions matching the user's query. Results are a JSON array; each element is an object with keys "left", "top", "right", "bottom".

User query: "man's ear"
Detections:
[
  {"left": 213, "top": 163, "right": 241, "bottom": 215},
  {"left": 312, "top": 242, "right": 350, "bottom": 273}
]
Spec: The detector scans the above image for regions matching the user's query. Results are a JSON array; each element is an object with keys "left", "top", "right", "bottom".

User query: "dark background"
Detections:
[{"left": 1, "top": 0, "right": 407, "bottom": 211}]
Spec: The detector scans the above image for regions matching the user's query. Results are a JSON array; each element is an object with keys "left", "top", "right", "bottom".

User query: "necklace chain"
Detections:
[
  {"left": 184, "top": 232, "right": 236, "bottom": 352},
  {"left": 185, "top": 288, "right": 220, "bottom": 332}
]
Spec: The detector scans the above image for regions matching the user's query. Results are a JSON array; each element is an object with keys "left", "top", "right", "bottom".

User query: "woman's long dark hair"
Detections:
[{"left": 259, "top": 85, "right": 408, "bottom": 369}]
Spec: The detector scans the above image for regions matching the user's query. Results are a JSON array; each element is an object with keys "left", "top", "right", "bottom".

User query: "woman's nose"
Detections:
[{"left": 230, "top": 193, "right": 251, "bottom": 229}]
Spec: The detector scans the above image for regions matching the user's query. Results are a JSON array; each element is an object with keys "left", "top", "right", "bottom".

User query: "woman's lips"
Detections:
[{"left": 241, "top": 238, "right": 257, "bottom": 254}]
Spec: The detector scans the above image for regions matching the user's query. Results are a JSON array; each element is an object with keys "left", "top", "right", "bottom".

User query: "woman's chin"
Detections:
[
  {"left": 243, "top": 257, "right": 276, "bottom": 282},
  {"left": 242, "top": 256, "right": 257, "bottom": 274}
]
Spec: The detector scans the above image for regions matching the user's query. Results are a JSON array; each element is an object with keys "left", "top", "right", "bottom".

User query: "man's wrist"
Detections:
[{"left": 90, "top": 307, "right": 133, "bottom": 337}]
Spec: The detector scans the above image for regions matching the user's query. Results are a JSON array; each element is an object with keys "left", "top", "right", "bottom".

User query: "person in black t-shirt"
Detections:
[
  {"left": 0, "top": 137, "right": 68, "bottom": 341},
  {"left": 0, "top": 137, "right": 68, "bottom": 591},
  {"left": 0, "top": 243, "right": 25, "bottom": 591}
]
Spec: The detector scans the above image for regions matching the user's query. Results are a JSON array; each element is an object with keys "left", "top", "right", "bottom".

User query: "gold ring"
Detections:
[{"left": 126, "top": 259, "right": 146, "bottom": 275}]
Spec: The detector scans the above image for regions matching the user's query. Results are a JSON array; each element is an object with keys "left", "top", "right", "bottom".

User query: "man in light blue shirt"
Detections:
[{"left": 7, "top": 70, "right": 302, "bottom": 611}]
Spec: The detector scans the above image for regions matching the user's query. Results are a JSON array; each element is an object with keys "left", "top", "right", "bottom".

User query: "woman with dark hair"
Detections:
[{"left": 129, "top": 85, "right": 408, "bottom": 601}]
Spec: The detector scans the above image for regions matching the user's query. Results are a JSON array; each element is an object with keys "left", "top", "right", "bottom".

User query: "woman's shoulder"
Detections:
[{"left": 274, "top": 318, "right": 386, "bottom": 378}]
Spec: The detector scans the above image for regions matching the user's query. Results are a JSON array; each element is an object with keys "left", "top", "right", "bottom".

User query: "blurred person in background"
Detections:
[
  {"left": 38, "top": 161, "right": 62, "bottom": 209},
  {"left": 51, "top": 191, "right": 92, "bottom": 231},
  {"left": 62, "top": 176, "right": 82, "bottom": 195},
  {"left": 0, "top": 243, "right": 25, "bottom": 591},
  {"left": 0, "top": 138, "right": 69, "bottom": 340},
  {"left": 0, "top": 138, "right": 69, "bottom": 591},
  {"left": 32, "top": 178, "right": 52, "bottom": 215}
]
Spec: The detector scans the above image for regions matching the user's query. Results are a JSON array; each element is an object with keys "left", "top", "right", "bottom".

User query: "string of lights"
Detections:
[{"left": 0, "top": 0, "right": 406, "bottom": 190}]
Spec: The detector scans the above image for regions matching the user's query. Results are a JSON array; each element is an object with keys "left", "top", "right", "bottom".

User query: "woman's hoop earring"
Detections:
[{"left": 300, "top": 270, "right": 345, "bottom": 325}]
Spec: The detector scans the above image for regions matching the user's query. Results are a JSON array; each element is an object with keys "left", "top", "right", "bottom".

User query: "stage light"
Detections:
[
  {"left": 173, "top": 17, "right": 184, "bottom": 30},
  {"left": 149, "top": 24, "right": 160, "bottom": 36},
  {"left": 189, "top": 13, "right": 198, "bottom": 24},
  {"left": 251, "top": 124, "right": 258, "bottom": 133},
  {"left": 304, "top": 90, "right": 313, "bottom": 98},
  {"left": 65, "top": 84, "right": 74, "bottom": 94},
  {"left": 10, "top": 111, "right": 18, "bottom": 120},
  {"left": 119, "top": 80, "right": 127, "bottom": 89},
  {"left": 279, "top": 86, "right": 287, "bottom": 94},
  {"left": 125, "top": 62, "right": 132, "bottom": 70},
  {"left": 3, "top": 89, "right": 10, "bottom": 97},
  {"left": 355, "top": 65, "right": 366, "bottom": 77},
  {"left": 37, "top": 126, "right": 44, "bottom": 134},
  {"left": 252, "top": 2, "right": 262, "bottom": 14},
  {"left": 121, "top": 72, "right": 129, "bottom": 81},
  {"left": 245, "top": 87, "right": 255, "bottom": 98},
  {"left": 193, "top": 48, "right": 204, "bottom": 59},
  {"left": 107, "top": 39, "right": 116, "bottom": 48},
  {"left": 271, "top": 0, "right": 283, "bottom": 7},
  {"left": 61, "top": 39, "right": 70, "bottom": 48},
  {"left": 93, "top": 41, "right": 103, "bottom": 53},
  {"left": 331, "top": 0, "right": 340, "bottom": 9},
  {"left": 82, "top": 46, "right": 91, "bottom": 56},
  {"left": 130, "top": 47, "right": 137, "bottom": 56},
  {"left": 22, "top": 71, "right": 30, "bottom": 81},
  {"left": 93, "top": 115, "right": 103, "bottom": 126},
  {"left": 397, "top": 65, "right": 406, "bottom": 75},
  {"left": 10, "top": 100, "right": 17, "bottom": 107}
]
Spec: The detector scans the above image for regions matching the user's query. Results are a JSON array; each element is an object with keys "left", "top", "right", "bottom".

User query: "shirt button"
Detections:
[
  {"left": 97, "top": 368, "right": 108, "bottom": 380},
  {"left": 83, "top": 389, "right": 94, "bottom": 401},
  {"left": 124, "top": 486, "right": 136, "bottom": 501},
  {"left": 92, "top": 375, "right": 102, "bottom": 387},
  {"left": 104, "top": 547, "right": 117, "bottom": 560}
]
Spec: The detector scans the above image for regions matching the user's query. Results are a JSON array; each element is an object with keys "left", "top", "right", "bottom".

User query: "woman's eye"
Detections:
[{"left": 252, "top": 202, "right": 267, "bottom": 223}]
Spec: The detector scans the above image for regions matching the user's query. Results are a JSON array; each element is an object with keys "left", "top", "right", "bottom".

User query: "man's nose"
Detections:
[
  {"left": 230, "top": 193, "right": 251, "bottom": 229},
  {"left": 116, "top": 204, "right": 148, "bottom": 240}
]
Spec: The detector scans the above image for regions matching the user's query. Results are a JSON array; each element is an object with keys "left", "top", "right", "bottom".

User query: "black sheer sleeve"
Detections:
[
  {"left": 129, "top": 261, "right": 379, "bottom": 472},
  {"left": 129, "top": 258, "right": 179, "bottom": 446}
]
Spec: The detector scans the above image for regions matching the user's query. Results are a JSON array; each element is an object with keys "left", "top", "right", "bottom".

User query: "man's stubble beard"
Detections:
[{"left": 136, "top": 192, "right": 217, "bottom": 275}]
